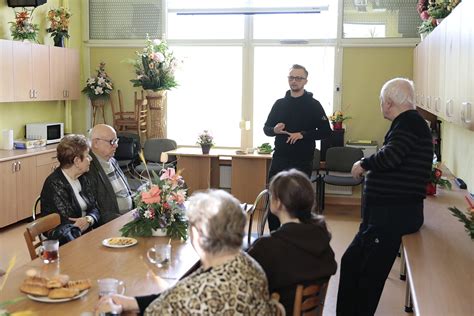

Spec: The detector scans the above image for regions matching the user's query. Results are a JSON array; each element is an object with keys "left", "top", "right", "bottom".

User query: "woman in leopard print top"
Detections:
[{"left": 96, "top": 190, "right": 276, "bottom": 315}]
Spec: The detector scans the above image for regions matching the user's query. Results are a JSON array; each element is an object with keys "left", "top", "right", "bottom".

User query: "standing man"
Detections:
[
  {"left": 264, "top": 64, "right": 331, "bottom": 230},
  {"left": 336, "top": 78, "right": 433, "bottom": 315},
  {"left": 87, "top": 124, "right": 133, "bottom": 224}
]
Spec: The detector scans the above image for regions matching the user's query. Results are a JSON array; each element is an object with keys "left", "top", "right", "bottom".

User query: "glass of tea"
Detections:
[
  {"left": 147, "top": 244, "right": 171, "bottom": 268},
  {"left": 97, "top": 278, "right": 126, "bottom": 299},
  {"left": 41, "top": 240, "right": 59, "bottom": 264}
]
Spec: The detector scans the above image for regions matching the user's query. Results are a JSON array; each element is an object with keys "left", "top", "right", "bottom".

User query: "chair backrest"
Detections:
[
  {"left": 137, "top": 98, "right": 148, "bottom": 139},
  {"left": 24, "top": 213, "right": 61, "bottom": 260},
  {"left": 32, "top": 196, "right": 41, "bottom": 220},
  {"left": 143, "top": 138, "right": 178, "bottom": 163},
  {"left": 247, "top": 189, "right": 270, "bottom": 247},
  {"left": 271, "top": 292, "right": 287, "bottom": 316},
  {"left": 115, "top": 132, "right": 141, "bottom": 161},
  {"left": 325, "top": 147, "right": 364, "bottom": 173},
  {"left": 293, "top": 281, "right": 329, "bottom": 316}
]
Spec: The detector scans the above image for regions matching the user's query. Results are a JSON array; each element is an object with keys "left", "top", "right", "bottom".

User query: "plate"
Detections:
[
  {"left": 257, "top": 151, "right": 272, "bottom": 155},
  {"left": 27, "top": 289, "right": 88, "bottom": 303},
  {"left": 102, "top": 237, "right": 138, "bottom": 248}
]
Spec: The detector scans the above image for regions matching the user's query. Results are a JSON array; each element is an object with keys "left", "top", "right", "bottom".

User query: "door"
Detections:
[
  {"left": 32, "top": 43, "right": 51, "bottom": 101},
  {"left": 66, "top": 48, "right": 80, "bottom": 100},
  {"left": 49, "top": 46, "right": 67, "bottom": 100}
]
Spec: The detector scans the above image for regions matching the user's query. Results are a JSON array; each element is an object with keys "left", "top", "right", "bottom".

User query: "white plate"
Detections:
[
  {"left": 27, "top": 289, "right": 88, "bottom": 303},
  {"left": 102, "top": 237, "right": 138, "bottom": 248}
]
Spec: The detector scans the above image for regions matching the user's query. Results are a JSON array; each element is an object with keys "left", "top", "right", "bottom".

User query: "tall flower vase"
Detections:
[
  {"left": 146, "top": 90, "right": 167, "bottom": 138},
  {"left": 53, "top": 35, "right": 64, "bottom": 47}
]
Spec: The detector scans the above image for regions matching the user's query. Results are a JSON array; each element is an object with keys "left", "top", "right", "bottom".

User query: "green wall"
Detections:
[{"left": 341, "top": 47, "right": 414, "bottom": 147}]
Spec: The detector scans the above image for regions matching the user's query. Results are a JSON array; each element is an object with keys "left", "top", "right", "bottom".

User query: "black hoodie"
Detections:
[
  {"left": 263, "top": 90, "right": 331, "bottom": 161},
  {"left": 248, "top": 222, "right": 337, "bottom": 314}
]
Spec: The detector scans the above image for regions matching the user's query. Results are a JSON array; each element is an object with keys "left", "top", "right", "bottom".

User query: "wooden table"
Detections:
[
  {"left": 402, "top": 186, "right": 474, "bottom": 315},
  {"left": 167, "top": 147, "right": 272, "bottom": 203},
  {"left": 0, "top": 213, "right": 199, "bottom": 314}
]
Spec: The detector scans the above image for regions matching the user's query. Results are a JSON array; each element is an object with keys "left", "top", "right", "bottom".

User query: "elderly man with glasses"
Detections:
[
  {"left": 86, "top": 124, "right": 133, "bottom": 224},
  {"left": 263, "top": 64, "right": 331, "bottom": 231}
]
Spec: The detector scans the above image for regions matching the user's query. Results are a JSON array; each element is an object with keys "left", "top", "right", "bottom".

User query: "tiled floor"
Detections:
[{"left": 0, "top": 204, "right": 411, "bottom": 316}]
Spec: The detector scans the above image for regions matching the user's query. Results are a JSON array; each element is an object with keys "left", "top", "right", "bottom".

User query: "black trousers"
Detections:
[
  {"left": 267, "top": 156, "right": 313, "bottom": 231},
  {"left": 336, "top": 202, "right": 424, "bottom": 316}
]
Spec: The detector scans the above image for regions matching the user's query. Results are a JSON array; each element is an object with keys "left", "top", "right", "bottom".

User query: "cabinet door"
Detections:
[
  {"left": 32, "top": 43, "right": 51, "bottom": 101},
  {"left": 66, "top": 48, "right": 80, "bottom": 100},
  {"left": 0, "top": 40, "right": 14, "bottom": 102},
  {"left": 0, "top": 160, "right": 18, "bottom": 227},
  {"left": 444, "top": 8, "right": 461, "bottom": 123},
  {"left": 16, "top": 156, "right": 37, "bottom": 221},
  {"left": 49, "top": 46, "right": 67, "bottom": 100},
  {"left": 12, "top": 41, "right": 33, "bottom": 102},
  {"left": 36, "top": 152, "right": 58, "bottom": 196}
]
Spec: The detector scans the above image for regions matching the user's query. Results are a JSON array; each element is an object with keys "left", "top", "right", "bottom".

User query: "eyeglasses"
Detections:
[
  {"left": 95, "top": 138, "right": 119, "bottom": 146},
  {"left": 288, "top": 76, "right": 307, "bottom": 82}
]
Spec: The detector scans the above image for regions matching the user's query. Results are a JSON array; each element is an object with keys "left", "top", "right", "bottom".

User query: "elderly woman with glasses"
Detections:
[
  {"left": 95, "top": 190, "right": 277, "bottom": 315},
  {"left": 40, "top": 134, "right": 100, "bottom": 245}
]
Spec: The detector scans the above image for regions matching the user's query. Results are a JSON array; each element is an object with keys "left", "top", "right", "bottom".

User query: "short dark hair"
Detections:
[
  {"left": 56, "top": 135, "right": 89, "bottom": 168},
  {"left": 291, "top": 64, "right": 308, "bottom": 78}
]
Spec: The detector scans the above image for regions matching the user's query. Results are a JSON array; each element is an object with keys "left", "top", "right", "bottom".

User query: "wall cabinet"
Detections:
[
  {"left": 13, "top": 42, "right": 51, "bottom": 101},
  {"left": 0, "top": 156, "right": 37, "bottom": 227},
  {"left": 413, "top": 1, "right": 474, "bottom": 131},
  {"left": 50, "top": 47, "right": 80, "bottom": 100},
  {"left": 0, "top": 40, "right": 79, "bottom": 103}
]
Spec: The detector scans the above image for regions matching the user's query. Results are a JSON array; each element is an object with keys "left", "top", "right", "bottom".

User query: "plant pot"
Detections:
[
  {"left": 201, "top": 144, "right": 211, "bottom": 155},
  {"left": 146, "top": 90, "right": 167, "bottom": 138},
  {"left": 151, "top": 228, "right": 167, "bottom": 237},
  {"left": 426, "top": 183, "right": 437, "bottom": 195},
  {"left": 332, "top": 122, "right": 343, "bottom": 130},
  {"left": 53, "top": 35, "right": 64, "bottom": 47}
]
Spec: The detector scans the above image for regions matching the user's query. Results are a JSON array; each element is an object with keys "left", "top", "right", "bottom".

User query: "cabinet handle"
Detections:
[
  {"left": 29, "top": 89, "right": 34, "bottom": 99},
  {"left": 11, "top": 162, "right": 16, "bottom": 173},
  {"left": 17, "top": 161, "right": 21, "bottom": 171}
]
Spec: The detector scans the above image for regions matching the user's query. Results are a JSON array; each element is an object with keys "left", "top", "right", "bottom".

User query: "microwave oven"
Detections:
[{"left": 26, "top": 122, "right": 64, "bottom": 144}]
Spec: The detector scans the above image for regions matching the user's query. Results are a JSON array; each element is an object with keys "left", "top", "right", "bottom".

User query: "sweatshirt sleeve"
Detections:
[
  {"left": 301, "top": 103, "right": 331, "bottom": 141},
  {"left": 263, "top": 102, "right": 279, "bottom": 137}
]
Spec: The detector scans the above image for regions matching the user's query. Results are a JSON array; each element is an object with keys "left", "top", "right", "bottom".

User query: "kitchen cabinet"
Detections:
[
  {"left": 49, "top": 47, "right": 80, "bottom": 100},
  {"left": 12, "top": 41, "right": 50, "bottom": 101},
  {"left": 35, "top": 151, "right": 58, "bottom": 195},
  {"left": 0, "top": 156, "right": 37, "bottom": 227},
  {"left": 0, "top": 40, "right": 14, "bottom": 102}
]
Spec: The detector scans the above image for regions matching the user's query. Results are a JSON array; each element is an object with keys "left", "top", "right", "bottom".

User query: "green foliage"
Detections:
[
  {"left": 257, "top": 143, "right": 273, "bottom": 154},
  {"left": 418, "top": 18, "right": 436, "bottom": 35},
  {"left": 447, "top": 206, "right": 474, "bottom": 240}
]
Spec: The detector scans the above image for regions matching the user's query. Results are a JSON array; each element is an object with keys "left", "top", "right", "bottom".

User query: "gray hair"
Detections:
[
  {"left": 186, "top": 190, "right": 245, "bottom": 255},
  {"left": 380, "top": 78, "right": 415, "bottom": 109}
]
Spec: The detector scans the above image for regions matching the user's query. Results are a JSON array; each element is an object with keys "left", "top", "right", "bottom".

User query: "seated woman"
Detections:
[
  {"left": 95, "top": 190, "right": 276, "bottom": 315},
  {"left": 248, "top": 169, "right": 337, "bottom": 314},
  {"left": 40, "top": 135, "right": 100, "bottom": 245}
]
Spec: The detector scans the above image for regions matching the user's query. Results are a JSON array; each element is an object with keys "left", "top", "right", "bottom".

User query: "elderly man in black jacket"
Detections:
[{"left": 86, "top": 124, "right": 133, "bottom": 224}]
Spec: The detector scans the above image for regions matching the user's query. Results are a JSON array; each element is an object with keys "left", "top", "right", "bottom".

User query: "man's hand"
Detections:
[
  {"left": 273, "top": 123, "right": 289, "bottom": 135},
  {"left": 351, "top": 160, "right": 366, "bottom": 181},
  {"left": 286, "top": 132, "right": 303, "bottom": 144},
  {"left": 69, "top": 217, "right": 90, "bottom": 232}
]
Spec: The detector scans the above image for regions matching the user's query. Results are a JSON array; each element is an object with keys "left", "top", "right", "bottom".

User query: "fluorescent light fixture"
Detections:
[{"left": 169, "top": 6, "right": 329, "bottom": 15}]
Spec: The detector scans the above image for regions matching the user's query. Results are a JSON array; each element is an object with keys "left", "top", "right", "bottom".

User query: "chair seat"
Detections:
[
  {"left": 135, "top": 162, "right": 164, "bottom": 174},
  {"left": 323, "top": 175, "right": 363, "bottom": 186}
]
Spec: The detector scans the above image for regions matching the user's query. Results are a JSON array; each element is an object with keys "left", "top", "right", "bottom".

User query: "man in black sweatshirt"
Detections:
[
  {"left": 337, "top": 78, "right": 433, "bottom": 316},
  {"left": 263, "top": 64, "right": 331, "bottom": 230}
]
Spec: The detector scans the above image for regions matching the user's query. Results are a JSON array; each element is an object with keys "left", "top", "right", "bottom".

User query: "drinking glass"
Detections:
[
  {"left": 41, "top": 240, "right": 59, "bottom": 264},
  {"left": 97, "top": 278, "right": 126, "bottom": 299},
  {"left": 147, "top": 244, "right": 171, "bottom": 268}
]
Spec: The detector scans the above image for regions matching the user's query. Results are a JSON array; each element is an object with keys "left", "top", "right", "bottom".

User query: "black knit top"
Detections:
[{"left": 360, "top": 110, "right": 433, "bottom": 206}]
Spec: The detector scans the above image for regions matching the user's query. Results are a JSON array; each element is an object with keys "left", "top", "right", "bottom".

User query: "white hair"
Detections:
[{"left": 380, "top": 78, "right": 415, "bottom": 109}]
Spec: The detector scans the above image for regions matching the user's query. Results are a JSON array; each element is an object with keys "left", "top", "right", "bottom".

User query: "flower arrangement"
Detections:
[
  {"left": 9, "top": 8, "right": 39, "bottom": 42},
  {"left": 429, "top": 164, "right": 451, "bottom": 189},
  {"left": 46, "top": 7, "right": 72, "bottom": 40},
  {"left": 417, "top": 0, "right": 461, "bottom": 34},
  {"left": 120, "top": 152, "right": 188, "bottom": 239},
  {"left": 329, "top": 111, "right": 351, "bottom": 124},
  {"left": 81, "top": 62, "right": 113, "bottom": 100},
  {"left": 129, "top": 34, "right": 178, "bottom": 92},
  {"left": 196, "top": 130, "right": 215, "bottom": 146}
]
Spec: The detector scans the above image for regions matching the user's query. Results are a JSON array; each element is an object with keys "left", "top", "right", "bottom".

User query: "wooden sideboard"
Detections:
[{"left": 0, "top": 145, "right": 58, "bottom": 228}]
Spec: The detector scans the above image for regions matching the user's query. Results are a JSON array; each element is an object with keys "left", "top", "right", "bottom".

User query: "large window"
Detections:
[{"left": 166, "top": 0, "right": 338, "bottom": 148}]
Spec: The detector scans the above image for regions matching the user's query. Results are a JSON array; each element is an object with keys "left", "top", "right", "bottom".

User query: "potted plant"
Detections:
[
  {"left": 46, "top": 7, "right": 72, "bottom": 47},
  {"left": 82, "top": 62, "right": 113, "bottom": 100},
  {"left": 197, "top": 130, "right": 214, "bottom": 154},
  {"left": 426, "top": 164, "right": 451, "bottom": 195},
  {"left": 9, "top": 8, "right": 39, "bottom": 42},
  {"left": 329, "top": 111, "right": 351, "bottom": 130}
]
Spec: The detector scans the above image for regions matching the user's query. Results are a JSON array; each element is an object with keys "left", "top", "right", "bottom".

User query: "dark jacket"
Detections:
[
  {"left": 86, "top": 152, "right": 133, "bottom": 224},
  {"left": 40, "top": 168, "right": 100, "bottom": 244},
  {"left": 264, "top": 90, "right": 331, "bottom": 161},
  {"left": 248, "top": 221, "right": 337, "bottom": 314}
]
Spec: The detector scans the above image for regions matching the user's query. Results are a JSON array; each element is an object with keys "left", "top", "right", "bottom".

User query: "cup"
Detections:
[
  {"left": 41, "top": 240, "right": 59, "bottom": 264},
  {"left": 97, "top": 278, "right": 126, "bottom": 298},
  {"left": 147, "top": 244, "right": 171, "bottom": 268},
  {"left": 246, "top": 148, "right": 255, "bottom": 154}
]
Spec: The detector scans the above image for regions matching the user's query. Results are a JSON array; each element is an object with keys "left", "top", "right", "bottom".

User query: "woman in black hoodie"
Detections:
[{"left": 248, "top": 169, "right": 337, "bottom": 314}]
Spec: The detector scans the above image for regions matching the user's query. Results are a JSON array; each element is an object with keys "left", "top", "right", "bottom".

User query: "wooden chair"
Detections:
[
  {"left": 32, "top": 196, "right": 41, "bottom": 220},
  {"left": 271, "top": 293, "right": 287, "bottom": 316},
  {"left": 245, "top": 189, "right": 270, "bottom": 248},
  {"left": 24, "top": 213, "right": 61, "bottom": 260},
  {"left": 292, "top": 281, "right": 329, "bottom": 316},
  {"left": 110, "top": 90, "right": 145, "bottom": 132}
]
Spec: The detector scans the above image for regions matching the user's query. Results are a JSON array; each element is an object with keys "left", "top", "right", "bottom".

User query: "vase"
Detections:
[
  {"left": 332, "top": 122, "right": 343, "bottom": 130},
  {"left": 146, "top": 90, "right": 167, "bottom": 138},
  {"left": 201, "top": 144, "right": 211, "bottom": 154},
  {"left": 151, "top": 227, "right": 167, "bottom": 237},
  {"left": 426, "top": 183, "right": 437, "bottom": 195},
  {"left": 53, "top": 35, "right": 64, "bottom": 47}
]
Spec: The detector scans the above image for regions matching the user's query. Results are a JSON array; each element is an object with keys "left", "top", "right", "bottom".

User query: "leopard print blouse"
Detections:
[{"left": 145, "top": 252, "right": 276, "bottom": 315}]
